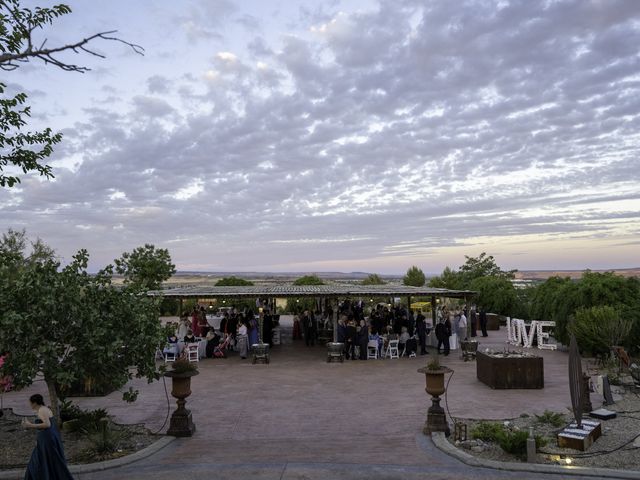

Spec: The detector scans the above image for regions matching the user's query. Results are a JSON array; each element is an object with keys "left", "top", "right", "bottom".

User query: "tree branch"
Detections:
[{"left": 0, "top": 30, "right": 145, "bottom": 72}]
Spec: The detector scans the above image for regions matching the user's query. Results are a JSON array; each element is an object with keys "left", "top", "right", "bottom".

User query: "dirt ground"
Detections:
[{"left": 0, "top": 408, "right": 157, "bottom": 470}]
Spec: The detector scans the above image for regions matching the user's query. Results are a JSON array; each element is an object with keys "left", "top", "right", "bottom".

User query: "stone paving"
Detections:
[{"left": 4, "top": 326, "right": 614, "bottom": 479}]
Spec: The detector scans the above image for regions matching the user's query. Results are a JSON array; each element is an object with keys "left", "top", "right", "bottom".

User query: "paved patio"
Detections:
[{"left": 3, "top": 326, "right": 610, "bottom": 479}]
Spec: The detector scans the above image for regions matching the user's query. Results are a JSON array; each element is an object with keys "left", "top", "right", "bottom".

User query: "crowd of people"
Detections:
[
  {"left": 293, "top": 300, "right": 489, "bottom": 359},
  {"left": 162, "top": 300, "right": 489, "bottom": 362},
  {"left": 163, "top": 305, "right": 278, "bottom": 361}
]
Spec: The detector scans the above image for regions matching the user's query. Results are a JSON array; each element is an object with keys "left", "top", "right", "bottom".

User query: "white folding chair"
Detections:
[
  {"left": 187, "top": 343, "right": 199, "bottom": 363},
  {"left": 367, "top": 340, "right": 378, "bottom": 360},
  {"left": 387, "top": 339, "right": 399, "bottom": 359}
]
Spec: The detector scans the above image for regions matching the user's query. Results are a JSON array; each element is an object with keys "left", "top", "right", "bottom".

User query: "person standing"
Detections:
[
  {"left": 23, "top": 394, "right": 74, "bottom": 480},
  {"left": 470, "top": 306, "right": 477, "bottom": 338},
  {"left": 248, "top": 313, "right": 259, "bottom": 346},
  {"left": 458, "top": 310, "right": 468, "bottom": 342},
  {"left": 302, "top": 310, "right": 316, "bottom": 347},
  {"left": 357, "top": 320, "right": 369, "bottom": 360},
  {"left": 479, "top": 308, "right": 488, "bottom": 337},
  {"left": 345, "top": 320, "right": 357, "bottom": 360},
  {"left": 416, "top": 312, "right": 428, "bottom": 355},
  {"left": 435, "top": 317, "right": 451, "bottom": 356},
  {"left": 237, "top": 320, "right": 249, "bottom": 359}
]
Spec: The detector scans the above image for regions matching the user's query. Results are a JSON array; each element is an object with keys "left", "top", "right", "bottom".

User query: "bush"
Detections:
[
  {"left": 568, "top": 305, "right": 633, "bottom": 357},
  {"left": 471, "top": 421, "right": 546, "bottom": 458},
  {"left": 470, "top": 422, "right": 504, "bottom": 442},
  {"left": 535, "top": 410, "right": 565, "bottom": 428}
]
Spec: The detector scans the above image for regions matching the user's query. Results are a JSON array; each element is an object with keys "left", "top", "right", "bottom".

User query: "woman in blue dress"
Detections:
[
  {"left": 247, "top": 312, "right": 259, "bottom": 347},
  {"left": 22, "top": 394, "right": 74, "bottom": 480}
]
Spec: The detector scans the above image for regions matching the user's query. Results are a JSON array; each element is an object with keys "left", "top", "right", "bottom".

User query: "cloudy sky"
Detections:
[{"left": 2, "top": 0, "right": 640, "bottom": 274}]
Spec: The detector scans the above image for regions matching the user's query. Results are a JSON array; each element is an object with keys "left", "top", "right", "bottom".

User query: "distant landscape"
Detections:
[{"left": 153, "top": 267, "right": 640, "bottom": 287}]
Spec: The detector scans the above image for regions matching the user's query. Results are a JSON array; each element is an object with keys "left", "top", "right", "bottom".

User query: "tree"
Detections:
[
  {"left": 403, "top": 266, "right": 426, "bottom": 287},
  {"left": 114, "top": 244, "right": 176, "bottom": 292},
  {"left": 0, "top": 231, "right": 165, "bottom": 419},
  {"left": 293, "top": 275, "right": 324, "bottom": 286},
  {"left": 458, "top": 252, "right": 516, "bottom": 288},
  {"left": 361, "top": 273, "right": 385, "bottom": 285},
  {"left": 428, "top": 266, "right": 463, "bottom": 290},
  {"left": 0, "top": 1, "right": 143, "bottom": 187},
  {"left": 215, "top": 276, "right": 254, "bottom": 286},
  {"left": 468, "top": 276, "right": 518, "bottom": 316}
]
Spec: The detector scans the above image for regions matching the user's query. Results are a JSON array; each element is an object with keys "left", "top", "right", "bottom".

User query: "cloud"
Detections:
[{"left": 1, "top": 0, "right": 639, "bottom": 273}]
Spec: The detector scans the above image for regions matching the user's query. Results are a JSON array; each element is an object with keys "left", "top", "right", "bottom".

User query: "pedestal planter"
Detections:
[
  {"left": 164, "top": 369, "right": 199, "bottom": 437},
  {"left": 418, "top": 365, "right": 453, "bottom": 436},
  {"left": 460, "top": 340, "right": 478, "bottom": 361},
  {"left": 327, "top": 342, "right": 345, "bottom": 363}
]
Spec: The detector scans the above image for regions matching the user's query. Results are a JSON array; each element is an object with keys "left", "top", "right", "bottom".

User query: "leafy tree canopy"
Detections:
[
  {"left": 293, "top": 274, "right": 324, "bottom": 286},
  {"left": 403, "top": 265, "right": 426, "bottom": 287},
  {"left": 215, "top": 276, "right": 254, "bottom": 286},
  {"left": 114, "top": 244, "right": 175, "bottom": 292},
  {"left": 459, "top": 252, "right": 516, "bottom": 286},
  {"left": 361, "top": 273, "right": 386, "bottom": 285},
  {"left": 0, "top": 230, "right": 165, "bottom": 419},
  {"left": 428, "top": 266, "right": 463, "bottom": 290}
]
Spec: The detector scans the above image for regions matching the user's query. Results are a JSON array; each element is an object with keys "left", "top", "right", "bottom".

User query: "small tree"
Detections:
[
  {"left": 403, "top": 266, "right": 426, "bottom": 287},
  {"left": 114, "top": 244, "right": 175, "bottom": 292},
  {"left": 0, "top": 231, "right": 165, "bottom": 419},
  {"left": 428, "top": 266, "right": 463, "bottom": 290},
  {"left": 361, "top": 274, "right": 385, "bottom": 285},
  {"left": 458, "top": 252, "right": 516, "bottom": 288},
  {"left": 293, "top": 275, "right": 324, "bottom": 286},
  {"left": 215, "top": 276, "right": 254, "bottom": 286}
]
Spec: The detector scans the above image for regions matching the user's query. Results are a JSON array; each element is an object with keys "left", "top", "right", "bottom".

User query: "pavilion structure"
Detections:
[{"left": 148, "top": 284, "right": 476, "bottom": 342}]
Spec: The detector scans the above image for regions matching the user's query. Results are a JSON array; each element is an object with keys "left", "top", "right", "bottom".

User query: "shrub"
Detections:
[
  {"left": 535, "top": 410, "right": 565, "bottom": 428},
  {"left": 470, "top": 422, "right": 504, "bottom": 442},
  {"left": 568, "top": 305, "right": 633, "bottom": 357},
  {"left": 471, "top": 421, "right": 547, "bottom": 458}
]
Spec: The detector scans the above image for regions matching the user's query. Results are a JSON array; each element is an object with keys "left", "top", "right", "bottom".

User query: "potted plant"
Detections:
[
  {"left": 164, "top": 357, "right": 199, "bottom": 436},
  {"left": 417, "top": 356, "right": 452, "bottom": 436},
  {"left": 460, "top": 338, "right": 478, "bottom": 361}
]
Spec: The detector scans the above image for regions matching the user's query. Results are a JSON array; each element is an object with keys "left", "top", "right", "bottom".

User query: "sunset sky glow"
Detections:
[{"left": 1, "top": 0, "right": 639, "bottom": 274}]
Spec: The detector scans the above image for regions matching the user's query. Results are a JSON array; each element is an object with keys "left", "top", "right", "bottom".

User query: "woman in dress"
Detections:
[
  {"left": 236, "top": 320, "right": 249, "bottom": 359},
  {"left": 247, "top": 313, "right": 259, "bottom": 346},
  {"left": 23, "top": 393, "right": 74, "bottom": 480}
]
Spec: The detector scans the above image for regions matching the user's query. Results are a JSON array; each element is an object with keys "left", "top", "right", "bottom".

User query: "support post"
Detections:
[
  {"left": 333, "top": 298, "right": 339, "bottom": 342},
  {"left": 431, "top": 294, "right": 437, "bottom": 327}
]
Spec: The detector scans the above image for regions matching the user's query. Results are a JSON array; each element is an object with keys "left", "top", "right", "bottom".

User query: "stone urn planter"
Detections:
[
  {"left": 418, "top": 358, "right": 453, "bottom": 436},
  {"left": 327, "top": 342, "right": 345, "bottom": 363},
  {"left": 164, "top": 359, "right": 199, "bottom": 437},
  {"left": 460, "top": 339, "right": 478, "bottom": 361}
]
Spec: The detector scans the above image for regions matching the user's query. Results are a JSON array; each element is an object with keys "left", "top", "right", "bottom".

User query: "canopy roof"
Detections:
[{"left": 148, "top": 284, "right": 475, "bottom": 299}]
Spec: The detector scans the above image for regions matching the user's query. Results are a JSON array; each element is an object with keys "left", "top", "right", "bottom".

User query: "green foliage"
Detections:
[
  {"left": 471, "top": 421, "right": 546, "bottom": 458},
  {"left": 535, "top": 410, "right": 565, "bottom": 428},
  {"left": 293, "top": 275, "right": 324, "bottom": 285},
  {"left": 568, "top": 305, "right": 633, "bottom": 357},
  {"left": 459, "top": 252, "right": 516, "bottom": 285},
  {"left": 470, "top": 421, "right": 504, "bottom": 442},
  {"left": 114, "top": 244, "right": 176, "bottom": 292},
  {"left": 468, "top": 276, "right": 518, "bottom": 316},
  {"left": 81, "top": 419, "right": 129, "bottom": 461},
  {"left": 215, "top": 276, "right": 254, "bottom": 286},
  {"left": 286, "top": 298, "right": 317, "bottom": 314},
  {"left": 428, "top": 266, "right": 463, "bottom": 289},
  {"left": 361, "top": 273, "right": 385, "bottom": 285},
  {"left": 0, "top": 230, "right": 166, "bottom": 419},
  {"left": 160, "top": 297, "right": 180, "bottom": 316},
  {"left": 0, "top": 83, "right": 61, "bottom": 187},
  {"left": 528, "top": 272, "right": 640, "bottom": 346},
  {"left": 403, "top": 266, "right": 426, "bottom": 286},
  {"left": 169, "top": 357, "right": 198, "bottom": 374}
]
